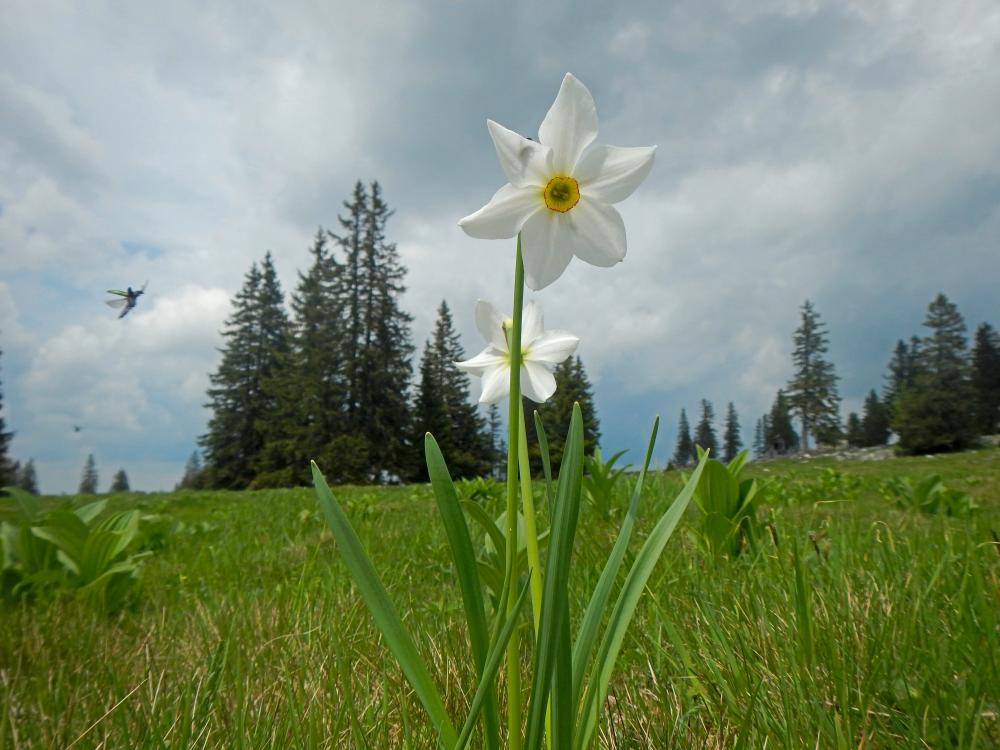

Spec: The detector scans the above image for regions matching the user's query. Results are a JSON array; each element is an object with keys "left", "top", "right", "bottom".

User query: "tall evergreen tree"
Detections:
[
  {"left": 177, "top": 451, "right": 204, "bottom": 490},
  {"left": 845, "top": 412, "right": 863, "bottom": 448},
  {"left": 200, "top": 253, "right": 290, "bottom": 489},
  {"left": 971, "top": 322, "right": 1000, "bottom": 434},
  {"left": 333, "top": 182, "right": 415, "bottom": 481},
  {"left": 786, "top": 300, "right": 841, "bottom": 449},
  {"left": 487, "top": 403, "right": 506, "bottom": 479},
  {"left": 255, "top": 230, "right": 351, "bottom": 486},
  {"left": 722, "top": 402, "right": 743, "bottom": 462},
  {"left": 78, "top": 454, "right": 98, "bottom": 494},
  {"left": 764, "top": 390, "right": 799, "bottom": 455},
  {"left": 672, "top": 408, "right": 695, "bottom": 467},
  {"left": 18, "top": 459, "right": 38, "bottom": 494},
  {"left": 0, "top": 345, "right": 15, "bottom": 488},
  {"left": 752, "top": 416, "right": 768, "bottom": 459},
  {"left": 412, "top": 301, "right": 491, "bottom": 480},
  {"left": 694, "top": 399, "right": 718, "bottom": 457},
  {"left": 883, "top": 339, "right": 916, "bottom": 413},
  {"left": 893, "top": 293, "right": 975, "bottom": 454},
  {"left": 859, "top": 389, "right": 891, "bottom": 447},
  {"left": 110, "top": 469, "right": 130, "bottom": 492},
  {"left": 523, "top": 356, "right": 600, "bottom": 476}
]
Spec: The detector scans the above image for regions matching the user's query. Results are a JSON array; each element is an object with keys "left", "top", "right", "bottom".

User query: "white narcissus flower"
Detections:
[
  {"left": 459, "top": 73, "right": 656, "bottom": 291},
  {"left": 456, "top": 300, "right": 579, "bottom": 404}
]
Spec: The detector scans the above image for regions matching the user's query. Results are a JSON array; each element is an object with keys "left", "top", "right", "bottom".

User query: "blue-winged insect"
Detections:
[{"left": 106, "top": 281, "right": 148, "bottom": 319}]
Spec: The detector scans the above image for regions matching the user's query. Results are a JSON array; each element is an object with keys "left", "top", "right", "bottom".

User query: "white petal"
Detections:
[
  {"left": 479, "top": 365, "right": 511, "bottom": 404},
  {"left": 527, "top": 330, "right": 579, "bottom": 365},
  {"left": 522, "top": 361, "right": 556, "bottom": 403},
  {"left": 475, "top": 300, "right": 508, "bottom": 351},
  {"left": 566, "top": 198, "right": 626, "bottom": 267},
  {"left": 455, "top": 348, "right": 506, "bottom": 377},
  {"left": 519, "top": 210, "right": 575, "bottom": 291},
  {"left": 459, "top": 183, "right": 542, "bottom": 239},
  {"left": 538, "top": 73, "right": 599, "bottom": 174},
  {"left": 520, "top": 300, "right": 544, "bottom": 347},
  {"left": 576, "top": 145, "right": 656, "bottom": 204},
  {"left": 488, "top": 120, "right": 552, "bottom": 189}
]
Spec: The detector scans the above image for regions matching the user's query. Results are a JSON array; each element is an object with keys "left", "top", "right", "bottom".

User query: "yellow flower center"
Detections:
[{"left": 542, "top": 175, "right": 580, "bottom": 213}]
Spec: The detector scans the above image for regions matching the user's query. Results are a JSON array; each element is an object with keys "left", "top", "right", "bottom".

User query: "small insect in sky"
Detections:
[
  {"left": 105, "top": 281, "right": 148, "bottom": 319},
  {"left": 73, "top": 425, "right": 82, "bottom": 433}
]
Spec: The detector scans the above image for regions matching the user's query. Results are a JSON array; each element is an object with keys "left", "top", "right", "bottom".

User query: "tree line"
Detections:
[{"left": 671, "top": 293, "right": 1000, "bottom": 464}]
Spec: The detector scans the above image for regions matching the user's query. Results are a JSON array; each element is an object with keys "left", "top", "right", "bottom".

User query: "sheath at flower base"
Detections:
[
  {"left": 455, "top": 300, "right": 579, "bottom": 404},
  {"left": 459, "top": 73, "right": 656, "bottom": 291}
]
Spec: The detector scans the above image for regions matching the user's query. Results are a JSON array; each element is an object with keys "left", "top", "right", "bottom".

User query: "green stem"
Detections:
[{"left": 503, "top": 234, "right": 526, "bottom": 750}]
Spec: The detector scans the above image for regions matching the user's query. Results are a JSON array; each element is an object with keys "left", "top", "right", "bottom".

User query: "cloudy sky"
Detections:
[{"left": 2, "top": 1, "right": 998, "bottom": 493}]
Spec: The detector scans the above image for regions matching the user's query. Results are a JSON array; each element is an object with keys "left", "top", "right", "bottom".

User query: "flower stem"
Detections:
[{"left": 503, "top": 233, "right": 526, "bottom": 750}]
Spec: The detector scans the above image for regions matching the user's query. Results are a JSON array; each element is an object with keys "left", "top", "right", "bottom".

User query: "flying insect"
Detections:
[{"left": 106, "top": 281, "right": 148, "bottom": 319}]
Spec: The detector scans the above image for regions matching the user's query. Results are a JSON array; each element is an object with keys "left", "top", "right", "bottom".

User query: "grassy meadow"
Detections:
[{"left": 2, "top": 448, "right": 999, "bottom": 748}]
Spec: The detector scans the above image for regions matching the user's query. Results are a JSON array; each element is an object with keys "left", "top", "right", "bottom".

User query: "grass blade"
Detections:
[
  {"left": 571, "top": 416, "right": 659, "bottom": 710},
  {"left": 425, "top": 433, "right": 500, "bottom": 750},
  {"left": 576, "top": 451, "right": 708, "bottom": 750},
  {"left": 455, "top": 578, "right": 532, "bottom": 750},
  {"left": 311, "top": 461, "right": 459, "bottom": 748},
  {"left": 525, "top": 403, "right": 585, "bottom": 750}
]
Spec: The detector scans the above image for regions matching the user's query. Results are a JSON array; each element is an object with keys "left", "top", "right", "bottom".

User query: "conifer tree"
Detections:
[
  {"left": 672, "top": 408, "right": 695, "bottom": 467},
  {"left": 786, "top": 300, "right": 841, "bottom": 449},
  {"left": 845, "top": 413, "right": 863, "bottom": 447},
  {"left": 694, "top": 399, "right": 718, "bottom": 457},
  {"left": 971, "top": 322, "right": 1000, "bottom": 434},
  {"left": 333, "top": 182, "right": 414, "bottom": 481},
  {"left": 412, "top": 301, "right": 490, "bottom": 480},
  {"left": 18, "top": 459, "right": 38, "bottom": 494},
  {"left": 893, "top": 293, "right": 975, "bottom": 454},
  {"left": 78, "top": 454, "right": 99, "bottom": 494},
  {"left": 752, "top": 416, "right": 768, "bottom": 458},
  {"left": 177, "top": 451, "right": 204, "bottom": 490},
  {"left": 255, "top": 230, "right": 350, "bottom": 486},
  {"left": 487, "top": 403, "right": 506, "bottom": 479},
  {"left": 859, "top": 389, "right": 890, "bottom": 447},
  {"left": 722, "top": 402, "right": 742, "bottom": 462},
  {"left": 883, "top": 339, "right": 915, "bottom": 413},
  {"left": 110, "top": 469, "right": 130, "bottom": 492},
  {"left": 0, "top": 345, "right": 15, "bottom": 488},
  {"left": 764, "top": 390, "right": 798, "bottom": 455},
  {"left": 523, "top": 356, "right": 600, "bottom": 476},
  {"left": 201, "top": 253, "right": 289, "bottom": 489}
]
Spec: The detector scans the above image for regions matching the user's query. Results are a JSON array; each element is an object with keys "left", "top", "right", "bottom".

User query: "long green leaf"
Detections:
[
  {"left": 576, "top": 452, "right": 708, "bottom": 750},
  {"left": 425, "top": 434, "right": 500, "bottom": 750},
  {"left": 311, "top": 461, "right": 458, "bottom": 748},
  {"left": 571, "top": 416, "right": 659, "bottom": 710},
  {"left": 533, "top": 411, "right": 554, "bottom": 514},
  {"left": 525, "top": 403, "right": 585, "bottom": 750},
  {"left": 455, "top": 578, "right": 531, "bottom": 750}
]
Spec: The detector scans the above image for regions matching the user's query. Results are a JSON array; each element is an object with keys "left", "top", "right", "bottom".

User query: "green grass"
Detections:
[{"left": 2, "top": 448, "right": 999, "bottom": 748}]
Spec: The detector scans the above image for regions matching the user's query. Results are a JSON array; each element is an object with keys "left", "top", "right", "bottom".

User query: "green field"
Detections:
[{"left": 2, "top": 448, "right": 999, "bottom": 748}]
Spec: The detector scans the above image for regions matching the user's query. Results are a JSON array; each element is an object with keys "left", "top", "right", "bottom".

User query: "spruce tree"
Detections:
[
  {"left": 333, "top": 182, "right": 415, "bottom": 481},
  {"left": 971, "top": 322, "right": 1000, "bottom": 434},
  {"left": 412, "top": 301, "right": 490, "bottom": 480},
  {"left": 883, "top": 339, "right": 914, "bottom": 413},
  {"left": 523, "top": 356, "right": 600, "bottom": 476},
  {"left": 672, "top": 408, "right": 695, "bottom": 467},
  {"left": 764, "top": 390, "right": 799, "bottom": 455},
  {"left": 0, "top": 345, "right": 15, "bottom": 488},
  {"left": 256, "top": 230, "right": 350, "bottom": 486},
  {"left": 18, "top": 459, "right": 38, "bottom": 494},
  {"left": 78, "top": 454, "right": 99, "bottom": 494},
  {"left": 859, "top": 390, "right": 890, "bottom": 447},
  {"left": 786, "top": 300, "right": 841, "bottom": 449},
  {"left": 722, "top": 402, "right": 742, "bottom": 462},
  {"left": 487, "top": 402, "right": 506, "bottom": 479},
  {"left": 845, "top": 413, "right": 863, "bottom": 447},
  {"left": 893, "top": 293, "right": 975, "bottom": 454},
  {"left": 110, "top": 469, "right": 130, "bottom": 492},
  {"left": 694, "top": 399, "right": 718, "bottom": 457},
  {"left": 752, "top": 416, "right": 768, "bottom": 459},
  {"left": 176, "top": 451, "right": 204, "bottom": 490},
  {"left": 201, "top": 254, "right": 289, "bottom": 489}
]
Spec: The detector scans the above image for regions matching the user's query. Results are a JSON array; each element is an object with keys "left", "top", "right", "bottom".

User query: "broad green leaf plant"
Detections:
[{"left": 312, "top": 73, "right": 706, "bottom": 749}]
